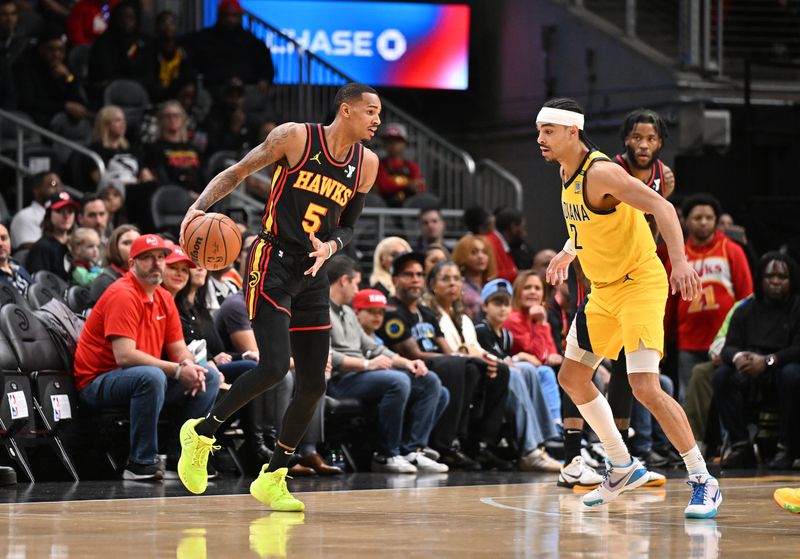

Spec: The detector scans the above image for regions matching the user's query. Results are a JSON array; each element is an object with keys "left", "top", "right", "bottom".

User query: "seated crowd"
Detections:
[{"left": 0, "top": 0, "right": 798, "bottom": 482}]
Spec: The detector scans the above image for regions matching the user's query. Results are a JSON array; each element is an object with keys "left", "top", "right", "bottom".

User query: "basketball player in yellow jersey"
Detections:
[{"left": 536, "top": 98, "right": 722, "bottom": 519}]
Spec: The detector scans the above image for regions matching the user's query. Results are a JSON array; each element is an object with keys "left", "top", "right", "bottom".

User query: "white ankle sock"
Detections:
[
  {"left": 576, "top": 394, "right": 631, "bottom": 466},
  {"left": 681, "top": 445, "right": 709, "bottom": 475}
]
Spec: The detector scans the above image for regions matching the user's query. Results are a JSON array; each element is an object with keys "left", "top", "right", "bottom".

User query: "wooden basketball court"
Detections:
[{"left": 1, "top": 474, "right": 798, "bottom": 557}]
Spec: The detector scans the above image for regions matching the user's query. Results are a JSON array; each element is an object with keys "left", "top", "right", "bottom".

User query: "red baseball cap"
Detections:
[
  {"left": 44, "top": 192, "right": 80, "bottom": 212},
  {"left": 165, "top": 246, "right": 196, "bottom": 268},
  {"left": 218, "top": 0, "right": 244, "bottom": 14},
  {"left": 129, "top": 234, "right": 171, "bottom": 260},
  {"left": 353, "top": 289, "right": 388, "bottom": 312}
]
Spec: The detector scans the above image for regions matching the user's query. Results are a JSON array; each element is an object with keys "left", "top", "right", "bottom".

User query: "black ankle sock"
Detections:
[
  {"left": 564, "top": 429, "right": 583, "bottom": 464},
  {"left": 194, "top": 415, "right": 224, "bottom": 438},
  {"left": 619, "top": 427, "right": 629, "bottom": 447},
  {"left": 266, "top": 443, "right": 295, "bottom": 472}
]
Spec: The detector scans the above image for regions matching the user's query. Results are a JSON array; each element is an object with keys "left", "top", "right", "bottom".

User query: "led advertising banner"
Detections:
[{"left": 204, "top": 0, "right": 470, "bottom": 90}]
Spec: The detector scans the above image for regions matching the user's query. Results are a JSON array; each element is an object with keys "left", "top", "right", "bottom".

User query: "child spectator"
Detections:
[
  {"left": 353, "top": 288, "right": 389, "bottom": 345},
  {"left": 375, "top": 123, "right": 425, "bottom": 207},
  {"left": 68, "top": 227, "right": 102, "bottom": 287},
  {"left": 473, "top": 278, "right": 561, "bottom": 471}
]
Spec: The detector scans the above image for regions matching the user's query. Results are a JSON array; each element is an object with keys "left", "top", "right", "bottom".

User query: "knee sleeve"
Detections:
[
  {"left": 565, "top": 342, "right": 603, "bottom": 370},
  {"left": 625, "top": 348, "right": 660, "bottom": 373}
]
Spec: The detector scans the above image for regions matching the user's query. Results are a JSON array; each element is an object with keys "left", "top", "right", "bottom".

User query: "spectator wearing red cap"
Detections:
[
  {"left": 74, "top": 234, "right": 220, "bottom": 480},
  {"left": 376, "top": 123, "right": 426, "bottom": 207},
  {"left": 27, "top": 192, "right": 80, "bottom": 280},
  {"left": 354, "top": 288, "right": 389, "bottom": 344},
  {"left": 326, "top": 255, "right": 449, "bottom": 473},
  {"left": 182, "top": 0, "right": 274, "bottom": 99}
]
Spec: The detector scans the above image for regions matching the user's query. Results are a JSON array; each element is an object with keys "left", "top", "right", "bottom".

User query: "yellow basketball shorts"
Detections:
[{"left": 572, "top": 258, "right": 668, "bottom": 360}]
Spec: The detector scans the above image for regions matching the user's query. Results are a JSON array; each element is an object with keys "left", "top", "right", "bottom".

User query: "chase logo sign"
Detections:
[{"left": 207, "top": 1, "right": 470, "bottom": 90}]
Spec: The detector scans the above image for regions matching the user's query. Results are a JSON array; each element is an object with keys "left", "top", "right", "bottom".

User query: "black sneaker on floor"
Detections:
[
  {"left": 768, "top": 448, "right": 795, "bottom": 470},
  {"left": 720, "top": 442, "right": 756, "bottom": 469},
  {"left": 472, "top": 446, "right": 515, "bottom": 471},
  {"left": 122, "top": 461, "right": 163, "bottom": 481},
  {"left": 438, "top": 448, "right": 481, "bottom": 471}
]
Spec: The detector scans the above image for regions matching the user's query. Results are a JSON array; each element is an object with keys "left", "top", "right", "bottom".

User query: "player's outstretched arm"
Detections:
[
  {"left": 180, "top": 123, "right": 303, "bottom": 246},
  {"left": 591, "top": 163, "right": 700, "bottom": 301}
]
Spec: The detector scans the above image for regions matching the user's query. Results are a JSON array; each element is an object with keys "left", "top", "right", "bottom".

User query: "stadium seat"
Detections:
[
  {"left": 0, "top": 284, "right": 27, "bottom": 308},
  {"left": 205, "top": 150, "right": 237, "bottom": 181},
  {"left": 0, "top": 304, "right": 79, "bottom": 481},
  {"left": 0, "top": 367, "right": 36, "bottom": 482},
  {"left": 11, "top": 249, "right": 29, "bottom": 269},
  {"left": 49, "top": 112, "right": 92, "bottom": 164},
  {"left": 150, "top": 184, "right": 194, "bottom": 234},
  {"left": 33, "top": 270, "right": 69, "bottom": 297},
  {"left": 27, "top": 283, "right": 63, "bottom": 311},
  {"left": 67, "top": 44, "right": 91, "bottom": 82},
  {"left": 103, "top": 79, "right": 150, "bottom": 134},
  {"left": 65, "top": 285, "right": 92, "bottom": 315}
]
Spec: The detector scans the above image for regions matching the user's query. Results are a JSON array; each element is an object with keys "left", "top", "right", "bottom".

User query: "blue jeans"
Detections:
[
  {"left": 328, "top": 369, "right": 443, "bottom": 456},
  {"left": 508, "top": 362, "right": 557, "bottom": 453},
  {"left": 534, "top": 365, "right": 562, "bottom": 423},
  {"left": 217, "top": 359, "right": 259, "bottom": 383},
  {"left": 678, "top": 350, "right": 708, "bottom": 403},
  {"left": 630, "top": 373, "right": 673, "bottom": 454},
  {"left": 79, "top": 365, "right": 221, "bottom": 465}
]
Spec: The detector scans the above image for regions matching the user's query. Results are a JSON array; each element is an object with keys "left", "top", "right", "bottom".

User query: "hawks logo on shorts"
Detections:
[{"left": 248, "top": 270, "right": 261, "bottom": 289}]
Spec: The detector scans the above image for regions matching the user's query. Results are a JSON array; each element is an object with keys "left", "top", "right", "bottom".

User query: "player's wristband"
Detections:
[
  {"left": 563, "top": 237, "right": 576, "bottom": 256},
  {"left": 325, "top": 241, "right": 334, "bottom": 260}
]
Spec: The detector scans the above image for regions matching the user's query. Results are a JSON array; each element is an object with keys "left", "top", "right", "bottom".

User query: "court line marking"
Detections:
[{"left": 480, "top": 482, "right": 800, "bottom": 534}]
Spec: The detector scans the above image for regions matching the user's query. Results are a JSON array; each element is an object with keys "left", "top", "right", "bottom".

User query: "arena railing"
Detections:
[
  {"left": 240, "top": 11, "right": 523, "bottom": 211},
  {"left": 0, "top": 109, "right": 106, "bottom": 212}
]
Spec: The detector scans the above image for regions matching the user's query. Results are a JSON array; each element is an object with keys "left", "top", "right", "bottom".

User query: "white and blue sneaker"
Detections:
[
  {"left": 581, "top": 458, "right": 649, "bottom": 508},
  {"left": 684, "top": 473, "right": 722, "bottom": 519}
]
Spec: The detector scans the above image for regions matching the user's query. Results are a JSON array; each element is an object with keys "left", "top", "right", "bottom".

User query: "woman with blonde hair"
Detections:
[
  {"left": 452, "top": 234, "right": 497, "bottom": 322},
  {"left": 87, "top": 105, "right": 153, "bottom": 189},
  {"left": 370, "top": 236, "right": 412, "bottom": 296}
]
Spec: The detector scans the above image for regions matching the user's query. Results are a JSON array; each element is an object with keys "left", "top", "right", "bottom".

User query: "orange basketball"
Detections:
[{"left": 183, "top": 212, "right": 242, "bottom": 271}]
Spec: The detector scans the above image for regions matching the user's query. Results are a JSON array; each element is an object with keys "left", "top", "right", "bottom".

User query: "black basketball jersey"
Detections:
[
  {"left": 261, "top": 123, "right": 365, "bottom": 251},
  {"left": 614, "top": 154, "right": 666, "bottom": 197}
]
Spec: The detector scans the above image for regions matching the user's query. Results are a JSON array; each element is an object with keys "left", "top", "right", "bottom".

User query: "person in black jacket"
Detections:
[
  {"left": 14, "top": 24, "right": 89, "bottom": 127},
  {"left": 182, "top": 0, "right": 274, "bottom": 99},
  {"left": 26, "top": 192, "right": 79, "bottom": 281},
  {"left": 714, "top": 252, "right": 800, "bottom": 469}
]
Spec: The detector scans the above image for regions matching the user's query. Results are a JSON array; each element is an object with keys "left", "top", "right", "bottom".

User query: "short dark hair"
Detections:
[
  {"left": 754, "top": 251, "right": 799, "bottom": 300},
  {"left": 106, "top": 224, "right": 140, "bottom": 267},
  {"left": 80, "top": 193, "right": 104, "bottom": 214},
  {"left": 682, "top": 193, "right": 722, "bottom": 223},
  {"left": 463, "top": 205, "right": 490, "bottom": 235},
  {"left": 27, "top": 171, "right": 51, "bottom": 191},
  {"left": 494, "top": 208, "right": 523, "bottom": 234},
  {"left": 542, "top": 97, "right": 598, "bottom": 150},
  {"left": 419, "top": 205, "right": 441, "bottom": 219},
  {"left": 332, "top": 83, "right": 378, "bottom": 113},
  {"left": 620, "top": 109, "right": 668, "bottom": 145},
  {"left": 326, "top": 253, "right": 360, "bottom": 284}
]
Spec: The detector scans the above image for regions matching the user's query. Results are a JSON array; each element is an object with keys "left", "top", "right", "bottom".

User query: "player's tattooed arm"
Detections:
[
  {"left": 662, "top": 164, "right": 675, "bottom": 199},
  {"left": 192, "top": 122, "right": 300, "bottom": 211}
]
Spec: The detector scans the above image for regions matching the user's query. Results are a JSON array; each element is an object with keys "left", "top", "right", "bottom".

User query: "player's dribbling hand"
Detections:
[
  {"left": 670, "top": 261, "right": 702, "bottom": 301},
  {"left": 545, "top": 250, "right": 576, "bottom": 286},
  {"left": 305, "top": 231, "right": 333, "bottom": 277},
  {"left": 180, "top": 208, "right": 206, "bottom": 249}
]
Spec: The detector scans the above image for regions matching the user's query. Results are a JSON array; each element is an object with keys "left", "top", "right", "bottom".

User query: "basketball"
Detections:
[{"left": 183, "top": 212, "right": 242, "bottom": 271}]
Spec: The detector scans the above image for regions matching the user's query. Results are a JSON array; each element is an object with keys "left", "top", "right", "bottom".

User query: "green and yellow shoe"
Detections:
[
  {"left": 250, "top": 466, "right": 305, "bottom": 511},
  {"left": 178, "top": 418, "right": 220, "bottom": 494},
  {"left": 774, "top": 487, "right": 800, "bottom": 513}
]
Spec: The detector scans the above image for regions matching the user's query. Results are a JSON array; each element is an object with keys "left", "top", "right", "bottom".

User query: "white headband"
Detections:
[{"left": 536, "top": 107, "right": 584, "bottom": 130}]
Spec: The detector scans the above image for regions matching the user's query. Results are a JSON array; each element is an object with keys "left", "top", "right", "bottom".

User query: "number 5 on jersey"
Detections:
[{"left": 303, "top": 203, "right": 328, "bottom": 234}]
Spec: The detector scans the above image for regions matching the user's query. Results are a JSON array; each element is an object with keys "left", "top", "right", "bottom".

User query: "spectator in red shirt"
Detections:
[
  {"left": 73, "top": 234, "right": 220, "bottom": 481},
  {"left": 486, "top": 208, "right": 526, "bottom": 283},
  {"left": 375, "top": 123, "right": 425, "bottom": 207},
  {"left": 666, "top": 194, "right": 753, "bottom": 402},
  {"left": 67, "top": 0, "right": 119, "bottom": 46},
  {"left": 503, "top": 270, "right": 564, "bottom": 368}
]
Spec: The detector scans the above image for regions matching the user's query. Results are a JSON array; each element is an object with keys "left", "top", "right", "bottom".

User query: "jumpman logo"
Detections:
[
  {"left": 310, "top": 151, "right": 322, "bottom": 165},
  {"left": 623, "top": 273, "right": 634, "bottom": 283}
]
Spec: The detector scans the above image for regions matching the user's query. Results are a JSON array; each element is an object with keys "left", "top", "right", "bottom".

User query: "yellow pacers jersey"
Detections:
[{"left": 562, "top": 150, "right": 657, "bottom": 285}]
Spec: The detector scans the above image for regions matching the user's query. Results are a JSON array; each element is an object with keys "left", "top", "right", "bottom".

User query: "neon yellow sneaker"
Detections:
[
  {"left": 249, "top": 512, "right": 305, "bottom": 558},
  {"left": 249, "top": 466, "right": 305, "bottom": 511},
  {"left": 178, "top": 418, "right": 220, "bottom": 494},
  {"left": 774, "top": 488, "right": 800, "bottom": 513},
  {"left": 176, "top": 528, "right": 207, "bottom": 559}
]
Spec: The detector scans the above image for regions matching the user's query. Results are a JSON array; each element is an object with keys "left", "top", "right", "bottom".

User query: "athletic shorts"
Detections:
[
  {"left": 244, "top": 234, "right": 331, "bottom": 331},
  {"left": 570, "top": 256, "right": 668, "bottom": 360}
]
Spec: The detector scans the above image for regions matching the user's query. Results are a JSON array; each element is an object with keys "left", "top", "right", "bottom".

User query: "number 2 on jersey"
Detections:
[
  {"left": 302, "top": 203, "right": 328, "bottom": 234},
  {"left": 569, "top": 224, "right": 583, "bottom": 250}
]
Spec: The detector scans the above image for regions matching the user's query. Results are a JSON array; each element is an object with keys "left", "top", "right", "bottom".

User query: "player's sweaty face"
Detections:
[
  {"left": 536, "top": 124, "right": 569, "bottom": 162},
  {"left": 624, "top": 122, "right": 662, "bottom": 170}
]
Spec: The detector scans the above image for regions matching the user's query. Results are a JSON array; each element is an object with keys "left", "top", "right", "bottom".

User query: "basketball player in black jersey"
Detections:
[
  {"left": 608, "top": 109, "right": 676, "bottom": 474},
  {"left": 175, "top": 83, "right": 380, "bottom": 511}
]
